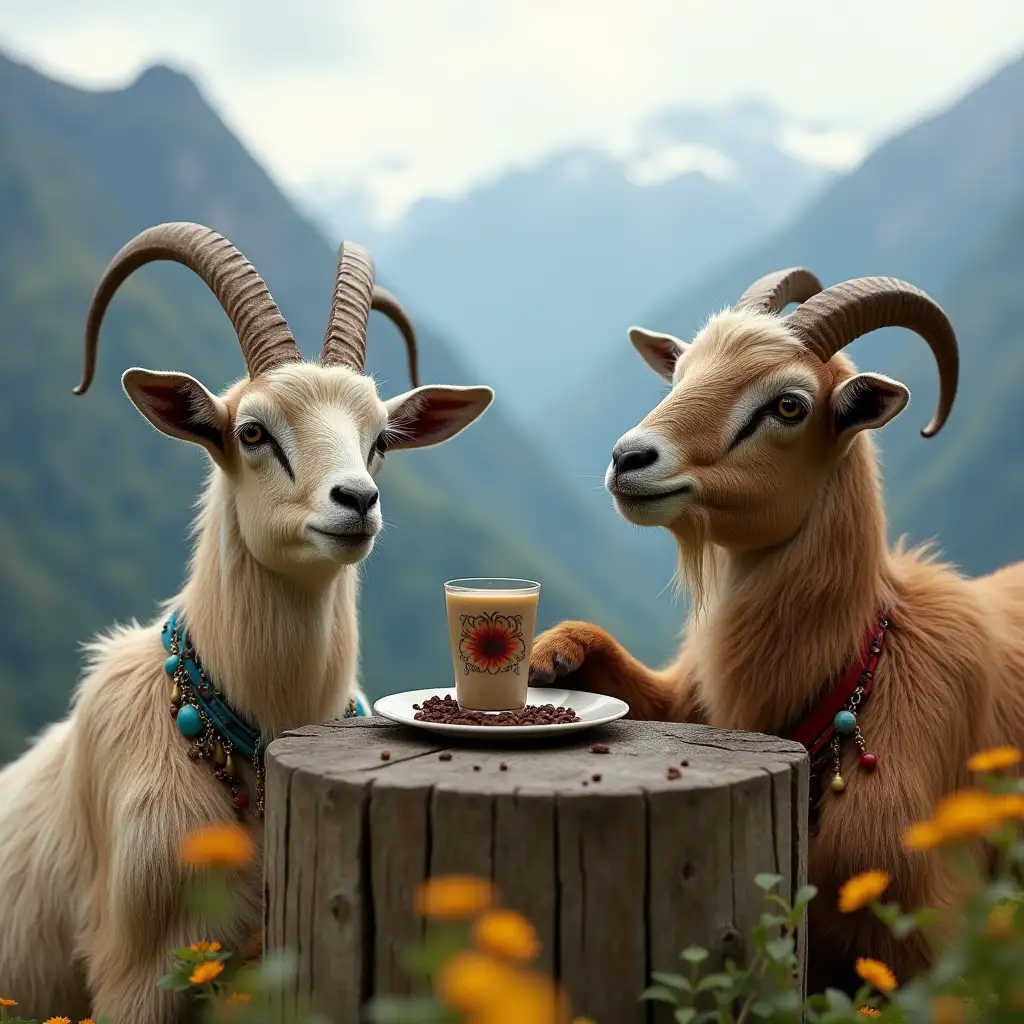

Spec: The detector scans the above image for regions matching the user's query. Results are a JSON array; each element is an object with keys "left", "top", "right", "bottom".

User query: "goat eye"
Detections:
[
  {"left": 775, "top": 396, "right": 806, "bottom": 422},
  {"left": 374, "top": 432, "right": 390, "bottom": 456},
  {"left": 240, "top": 423, "right": 265, "bottom": 445}
]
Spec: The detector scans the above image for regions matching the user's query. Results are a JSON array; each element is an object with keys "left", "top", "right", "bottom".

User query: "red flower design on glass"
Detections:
[{"left": 458, "top": 613, "right": 526, "bottom": 675}]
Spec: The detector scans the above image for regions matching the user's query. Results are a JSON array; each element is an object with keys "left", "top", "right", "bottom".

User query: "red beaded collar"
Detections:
[{"left": 785, "top": 612, "right": 888, "bottom": 801}]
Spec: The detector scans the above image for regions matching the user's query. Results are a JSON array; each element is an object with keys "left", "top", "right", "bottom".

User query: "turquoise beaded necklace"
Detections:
[{"left": 161, "top": 609, "right": 369, "bottom": 818}]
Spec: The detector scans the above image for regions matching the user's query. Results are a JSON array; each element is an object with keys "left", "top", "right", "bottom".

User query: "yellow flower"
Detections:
[
  {"left": 190, "top": 960, "right": 225, "bottom": 985},
  {"left": 190, "top": 940, "right": 223, "bottom": 953},
  {"left": 435, "top": 950, "right": 520, "bottom": 1011},
  {"left": 226, "top": 993, "right": 252, "bottom": 1005},
  {"left": 995, "top": 793, "right": 1024, "bottom": 818},
  {"left": 903, "top": 820, "right": 943, "bottom": 850},
  {"left": 79, "top": 1020, "right": 96, "bottom": 1024},
  {"left": 931, "top": 995, "right": 966, "bottom": 1024},
  {"left": 42, "top": 1018, "right": 71, "bottom": 1024},
  {"left": 968, "top": 746, "right": 1022, "bottom": 773},
  {"left": 0, "top": 1001, "right": 16, "bottom": 1009},
  {"left": 838, "top": 870, "right": 891, "bottom": 913},
  {"left": 987, "top": 904, "right": 1016, "bottom": 941},
  {"left": 181, "top": 822, "right": 254, "bottom": 869},
  {"left": 473, "top": 908, "right": 542, "bottom": 962},
  {"left": 855, "top": 957, "right": 897, "bottom": 993},
  {"left": 415, "top": 875, "right": 497, "bottom": 920},
  {"left": 857, "top": 1009, "right": 880, "bottom": 1019}
]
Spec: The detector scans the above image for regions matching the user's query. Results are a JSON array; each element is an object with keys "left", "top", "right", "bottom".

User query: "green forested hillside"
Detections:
[
  {"left": 553, "top": 53, "right": 1024, "bottom": 580},
  {"left": 0, "top": 53, "right": 681, "bottom": 760}
]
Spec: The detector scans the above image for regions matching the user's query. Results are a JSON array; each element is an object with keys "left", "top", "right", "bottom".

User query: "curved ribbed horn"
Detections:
[
  {"left": 73, "top": 222, "right": 301, "bottom": 395},
  {"left": 785, "top": 277, "right": 959, "bottom": 438},
  {"left": 734, "top": 267, "right": 823, "bottom": 314},
  {"left": 371, "top": 285, "right": 419, "bottom": 388},
  {"left": 320, "top": 242, "right": 374, "bottom": 375},
  {"left": 320, "top": 242, "right": 419, "bottom": 388}
]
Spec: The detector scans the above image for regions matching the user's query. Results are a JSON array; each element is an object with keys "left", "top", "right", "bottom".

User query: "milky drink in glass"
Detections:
[{"left": 444, "top": 578, "right": 540, "bottom": 711}]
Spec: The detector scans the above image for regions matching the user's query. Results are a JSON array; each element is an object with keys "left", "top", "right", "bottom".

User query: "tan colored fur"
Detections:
[
  {"left": 532, "top": 307, "right": 1024, "bottom": 990},
  {"left": 0, "top": 363, "right": 491, "bottom": 1019}
]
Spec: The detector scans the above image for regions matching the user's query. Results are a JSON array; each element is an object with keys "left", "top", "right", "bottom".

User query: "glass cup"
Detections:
[{"left": 444, "top": 578, "right": 541, "bottom": 711}]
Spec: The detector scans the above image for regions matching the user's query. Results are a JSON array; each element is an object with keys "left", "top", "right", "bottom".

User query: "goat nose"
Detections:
[
  {"left": 330, "top": 485, "right": 379, "bottom": 516},
  {"left": 612, "top": 444, "right": 659, "bottom": 475}
]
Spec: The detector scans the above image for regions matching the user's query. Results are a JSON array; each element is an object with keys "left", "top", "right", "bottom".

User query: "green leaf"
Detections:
[
  {"left": 257, "top": 950, "right": 300, "bottom": 988},
  {"left": 364, "top": 997, "right": 457, "bottom": 1023},
  {"left": 759, "top": 912, "right": 791, "bottom": 929},
  {"left": 793, "top": 884, "right": 818, "bottom": 907},
  {"left": 823, "top": 988, "right": 855, "bottom": 1014},
  {"left": 890, "top": 914, "right": 919, "bottom": 940},
  {"left": 185, "top": 877, "right": 236, "bottom": 922},
  {"left": 651, "top": 971, "right": 693, "bottom": 991},
  {"left": 156, "top": 972, "right": 193, "bottom": 992},
  {"left": 754, "top": 873, "right": 784, "bottom": 892},
  {"left": 765, "top": 937, "right": 796, "bottom": 962},
  {"left": 674, "top": 1010, "right": 697, "bottom": 1024},
  {"left": 680, "top": 946, "right": 710, "bottom": 964},
  {"left": 695, "top": 972, "right": 734, "bottom": 994},
  {"left": 640, "top": 985, "right": 680, "bottom": 1005}
]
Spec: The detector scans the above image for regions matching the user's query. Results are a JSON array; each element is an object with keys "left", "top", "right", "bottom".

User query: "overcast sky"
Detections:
[{"left": 5, "top": 1, "right": 1024, "bottom": 222}]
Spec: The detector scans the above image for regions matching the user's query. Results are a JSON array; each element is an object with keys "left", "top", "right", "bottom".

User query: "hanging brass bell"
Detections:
[
  {"left": 170, "top": 682, "right": 182, "bottom": 706},
  {"left": 224, "top": 753, "right": 236, "bottom": 778},
  {"left": 213, "top": 741, "right": 227, "bottom": 767}
]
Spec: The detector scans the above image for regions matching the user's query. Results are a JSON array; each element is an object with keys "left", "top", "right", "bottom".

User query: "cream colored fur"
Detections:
[
  {"left": 0, "top": 362, "right": 492, "bottom": 1019},
  {"left": 530, "top": 307, "right": 1024, "bottom": 991}
]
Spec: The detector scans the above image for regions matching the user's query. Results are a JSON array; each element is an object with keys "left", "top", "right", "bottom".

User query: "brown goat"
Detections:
[{"left": 529, "top": 270, "right": 1024, "bottom": 992}]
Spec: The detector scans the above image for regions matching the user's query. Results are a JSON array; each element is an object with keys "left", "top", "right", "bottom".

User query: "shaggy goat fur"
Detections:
[
  {"left": 530, "top": 303, "right": 1024, "bottom": 992},
  {"left": 0, "top": 356, "right": 492, "bottom": 1013}
]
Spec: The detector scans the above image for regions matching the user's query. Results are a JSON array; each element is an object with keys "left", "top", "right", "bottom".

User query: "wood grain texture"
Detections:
[{"left": 264, "top": 718, "right": 808, "bottom": 1022}]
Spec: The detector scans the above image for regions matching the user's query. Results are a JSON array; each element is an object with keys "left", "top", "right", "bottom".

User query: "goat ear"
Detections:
[
  {"left": 830, "top": 372, "right": 910, "bottom": 443},
  {"left": 383, "top": 385, "right": 494, "bottom": 450},
  {"left": 122, "top": 368, "right": 231, "bottom": 465},
  {"left": 628, "top": 326, "right": 688, "bottom": 381}
]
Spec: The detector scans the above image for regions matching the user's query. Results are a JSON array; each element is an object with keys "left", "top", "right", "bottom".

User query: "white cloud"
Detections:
[
  {"left": 625, "top": 143, "right": 741, "bottom": 187},
  {"left": 776, "top": 126, "right": 870, "bottom": 172},
  {"left": 3, "top": 0, "right": 1024, "bottom": 222}
]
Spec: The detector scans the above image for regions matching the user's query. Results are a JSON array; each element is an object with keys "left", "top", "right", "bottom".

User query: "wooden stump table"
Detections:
[{"left": 264, "top": 716, "right": 809, "bottom": 1023}]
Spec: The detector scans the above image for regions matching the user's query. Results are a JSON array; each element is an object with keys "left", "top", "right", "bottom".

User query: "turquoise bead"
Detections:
[
  {"left": 834, "top": 710, "right": 857, "bottom": 735},
  {"left": 176, "top": 704, "right": 203, "bottom": 737},
  {"left": 164, "top": 653, "right": 180, "bottom": 676}
]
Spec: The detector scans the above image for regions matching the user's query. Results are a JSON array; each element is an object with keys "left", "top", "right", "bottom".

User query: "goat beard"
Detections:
[{"left": 669, "top": 507, "right": 716, "bottom": 622}]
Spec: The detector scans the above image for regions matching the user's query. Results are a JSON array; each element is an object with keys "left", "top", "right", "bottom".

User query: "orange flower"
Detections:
[
  {"left": 0, "top": 1001, "right": 16, "bottom": 1009},
  {"left": 903, "top": 820, "right": 944, "bottom": 850},
  {"left": 838, "top": 870, "right": 890, "bottom": 913},
  {"left": 78, "top": 1020, "right": 96, "bottom": 1024},
  {"left": 473, "top": 909, "right": 542, "bottom": 962},
  {"left": 42, "top": 1018, "right": 70, "bottom": 1024},
  {"left": 181, "top": 822, "right": 254, "bottom": 869},
  {"left": 190, "top": 940, "right": 223, "bottom": 953},
  {"left": 857, "top": 1010, "right": 880, "bottom": 1019},
  {"left": 415, "top": 875, "right": 497, "bottom": 920},
  {"left": 435, "top": 949, "right": 520, "bottom": 1011},
  {"left": 855, "top": 957, "right": 897, "bottom": 993},
  {"left": 968, "top": 746, "right": 1022, "bottom": 773},
  {"left": 190, "top": 960, "right": 225, "bottom": 985}
]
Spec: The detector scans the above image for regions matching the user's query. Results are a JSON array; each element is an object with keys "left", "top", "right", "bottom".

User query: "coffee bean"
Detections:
[
  {"left": 412, "top": 695, "right": 581, "bottom": 727},
  {"left": 680, "top": 759, "right": 689, "bottom": 768},
  {"left": 380, "top": 751, "right": 391, "bottom": 761},
  {"left": 500, "top": 763, "right": 508, "bottom": 771},
  {"left": 473, "top": 765, "right": 481, "bottom": 771},
  {"left": 667, "top": 766, "right": 681, "bottom": 780},
  {"left": 592, "top": 773, "right": 602, "bottom": 782},
  {"left": 439, "top": 752, "right": 452, "bottom": 761},
  {"left": 590, "top": 743, "right": 610, "bottom": 754}
]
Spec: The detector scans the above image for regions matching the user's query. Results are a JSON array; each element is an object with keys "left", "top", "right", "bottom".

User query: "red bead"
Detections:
[
  {"left": 233, "top": 792, "right": 249, "bottom": 809},
  {"left": 860, "top": 752, "right": 878, "bottom": 771},
  {"left": 170, "top": 705, "right": 179, "bottom": 717}
]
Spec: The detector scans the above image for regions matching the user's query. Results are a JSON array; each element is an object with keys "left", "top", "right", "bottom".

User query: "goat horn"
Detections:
[
  {"left": 371, "top": 285, "right": 419, "bottom": 389},
  {"left": 734, "top": 267, "right": 823, "bottom": 314},
  {"left": 785, "top": 277, "right": 959, "bottom": 438},
  {"left": 73, "top": 222, "right": 301, "bottom": 395}
]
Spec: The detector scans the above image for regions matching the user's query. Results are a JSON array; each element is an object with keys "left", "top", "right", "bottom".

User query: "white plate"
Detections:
[{"left": 372, "top": 686, "right": 629, "bottom": 739}]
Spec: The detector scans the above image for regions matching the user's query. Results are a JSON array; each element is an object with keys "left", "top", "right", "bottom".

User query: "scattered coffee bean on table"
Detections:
[
  {"left": 438, "top": 752, "right": 452, "bottom": 761},
  {"left": 499, "top": 763, "right": 508, "bottom": 771},
  {"left": 590, "top": 743, "right": 610, "bottom": 754},
  {"left": 680, "top": 759, "right": 689, "bottom": 767},
  {"left": 380, "top": 750, "right": 390, "bottom": 761},
  {"left": 591, "top": 773, "right": 602, "bottom": 783},
  {"left": 667, "top": 766, "right": 681, "bottom": 780},
  {"left": 412, "top": 694, "right": 581, "bottom": 727}
]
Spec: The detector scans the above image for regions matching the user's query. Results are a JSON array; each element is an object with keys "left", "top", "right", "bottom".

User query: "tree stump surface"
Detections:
[{"left": 264, "top": 716, "right": 809, "bottom": 1023}]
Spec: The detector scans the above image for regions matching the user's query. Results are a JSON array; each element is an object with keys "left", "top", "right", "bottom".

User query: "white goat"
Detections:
[{"left": 0, "top": 222, "right": 493, "bottom": 1020}]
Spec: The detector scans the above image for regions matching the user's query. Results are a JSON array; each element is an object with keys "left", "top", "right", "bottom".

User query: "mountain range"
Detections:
[
  {"left": 302, "top": 101, "right": 845, "bottom": 422},
  {"left": 0, "top": 52, "right": 681, "bottom": 760}
]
